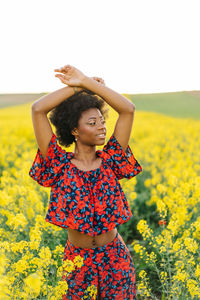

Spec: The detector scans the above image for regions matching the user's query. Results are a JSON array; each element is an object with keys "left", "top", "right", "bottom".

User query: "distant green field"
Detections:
[
  {"left": 0, "top": 90, "right": 200, "bottom": 120},
  {"left": 125, "top": 90, "right": 200, "bottom": 120},
  {"left": 0, "top": 93, "right": 45, "bottom": 109}
]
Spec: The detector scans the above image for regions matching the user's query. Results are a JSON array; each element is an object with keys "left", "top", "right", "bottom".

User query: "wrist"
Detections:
[
  {"left": 72, "top": 86, "right": 83, "bottom": 94},
  {"left": 80, "top": 76, "right": 105, "bottom": 95},
  {"left": 80, "top": 76, "right": 91, "bottom": 88}
]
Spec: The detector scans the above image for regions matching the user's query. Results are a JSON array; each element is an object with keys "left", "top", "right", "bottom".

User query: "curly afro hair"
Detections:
[{"left": 49, "top": 90, "right": 109, "bottom": 148}]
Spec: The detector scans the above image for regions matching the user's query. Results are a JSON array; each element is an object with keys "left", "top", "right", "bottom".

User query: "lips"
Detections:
[{"left": 96, "top": 133, "right": 106, "bottom": 137}]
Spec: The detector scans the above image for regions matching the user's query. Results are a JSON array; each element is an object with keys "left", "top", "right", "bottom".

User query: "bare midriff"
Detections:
[{"left": 67, "top": 227, "right": 118, "bottom": 248}]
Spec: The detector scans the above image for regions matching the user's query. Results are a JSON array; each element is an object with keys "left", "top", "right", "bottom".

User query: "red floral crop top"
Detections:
[{"left": 29, "top": 133, "right": 142, "bottom": 236}]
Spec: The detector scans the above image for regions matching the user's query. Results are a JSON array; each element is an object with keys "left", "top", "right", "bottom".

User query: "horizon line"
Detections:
[{"left": 0, "top": 89, "right": 200, "bottom": 96}]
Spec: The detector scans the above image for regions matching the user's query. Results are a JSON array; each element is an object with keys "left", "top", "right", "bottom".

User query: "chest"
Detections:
[
  {"left": 70, "top": 157, "right": 102, "bottom": 172},
  {"left": 53, "top": 164, "right": 121, "bottom": 205}
]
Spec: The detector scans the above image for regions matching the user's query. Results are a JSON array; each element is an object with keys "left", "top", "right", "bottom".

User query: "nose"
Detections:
[{"left": 98, "top": 125, "right": 106, "bottom": 133}]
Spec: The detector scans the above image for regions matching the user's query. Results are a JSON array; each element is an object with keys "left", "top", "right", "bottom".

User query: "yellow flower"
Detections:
[
  {"left": 187, "top": 279, "right": 200, "bottom": 298},
  {"left": 53, "top": 245, "right": 65, "bottom": 257},
  {"left": 63, "top": 259, "right": 75, "bottom": 273},
  {"left": 138, "top": 270, "right": 151, "bottom": 297},
  {"left": 155, "top": 235, "right": 163, "bottom": 245},
  {"left": 160, "top": 271, "right": 168, "bottom": 284},
  {"left": 174, "top": 270, "right": 187, "bottom": 283},
  {"left": 173, "top": 239, "right": 181, "bottom": 252},
  {"left": 39, "top": 246, "right": 52, "bottom": 260},
  {"left": 137, "top": 219, "right": 153, "bottom": 240},
  {"left": 51, "top": 280, "right": 68, "bottom": 298},
  {"left": 160, "top": 246, "right": 167, "bottom": 253},
  {"left": 184, "top": 237, "right": 198, "bottom": 253},
  {"left": 149, "top": 251, "right": 157, "bottom": 263},
  {"left": 139, "top": 270, "right": 148, "bottom": 279},
  {"left": 195, "top": 265, "right": 200, "bottom": 278},
  {"left": 24, "top": 272, "right": 43, "bottom": 297},
  {"left": 175, "top": 260, "right": 184, "bottom": 271},
  {"left": 132, "top": 243, "right": 142, "bottom": 254},
  {"left": 12, "top": 258, "right": 29, "bottom": 274}
]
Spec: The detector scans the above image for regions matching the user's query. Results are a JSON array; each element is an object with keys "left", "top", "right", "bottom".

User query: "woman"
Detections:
[{"left": 29, "top": 64, "right": 142, "bottom": 299}]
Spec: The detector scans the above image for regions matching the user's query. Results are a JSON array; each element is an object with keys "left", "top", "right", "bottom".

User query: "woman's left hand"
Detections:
[{"left": 91, "top": 77, "right": 105, "bottom": 86}]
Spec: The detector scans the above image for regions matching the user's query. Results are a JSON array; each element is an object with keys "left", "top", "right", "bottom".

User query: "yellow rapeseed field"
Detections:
[{"left": 0, "top": 102, "right": 200, "bottom": 299}]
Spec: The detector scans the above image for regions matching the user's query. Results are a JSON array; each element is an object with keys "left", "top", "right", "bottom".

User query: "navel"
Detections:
[{"left": 92, "top": 236, "right": 97, "bottom": 246}]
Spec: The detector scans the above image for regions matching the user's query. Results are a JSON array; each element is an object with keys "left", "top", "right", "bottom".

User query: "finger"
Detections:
[
  {"left": 55, "top": 75, "right": 68, "bottom": 85},
  {"left": 55, "top": 74, "right": 65, "bottom": 80},
  {"left": 61, "top": 65, "right": 73, "bottom": 73},
  {"left": 61, "top": 65, "right": 70, "bottom": 71},
  {"left": 54, "top": 69, "right": 67, "bottom": 74},
  {"left": 55, "top": 74, "right": 71, "bottom": 82},
  {"left": 54, "top": 65, "right": 70, "bottom": 73},
  {"left": 55, "top": 72, "right": 67, "bottom": 77},
  {"left": 96, "top": 77, "right": 104, "bottom": 82},
  {"left": 55, "top": 73, "right": 64, "bottom": 77},
  {"left": 93, "top": 77, "right": 101, "bottom": 81},
  {"left": 55, "top": 69, "right": 67, "bottom": 74},
  {"left": 55, "top": 74, "right": 63, "bottom": 81},
  {"left": 63, "top": 64, "right": 71, "bottom": 69}
]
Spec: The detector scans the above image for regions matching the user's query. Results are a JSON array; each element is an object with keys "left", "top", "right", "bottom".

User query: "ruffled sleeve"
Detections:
[
  {"left": 102, "top": 134, "right": 142, "bottom": 180},
  {"left": 29, "top": 133, "right": 67, "bottom": 187}
]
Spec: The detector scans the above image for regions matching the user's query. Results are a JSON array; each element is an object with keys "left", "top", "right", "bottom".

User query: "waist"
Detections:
[{"left": 67, "top": 228, "right": 118, "bottom": 249}]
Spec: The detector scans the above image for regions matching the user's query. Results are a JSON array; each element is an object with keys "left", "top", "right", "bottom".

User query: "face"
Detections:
[{"left": 72, "top": 108, "right": 107, "bottom": 146}]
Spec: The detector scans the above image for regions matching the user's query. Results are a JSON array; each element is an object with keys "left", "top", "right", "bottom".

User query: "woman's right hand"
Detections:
[
  {"left": 54, "top": 64, "right": 105, "bottom": 90},
  {"left": 54, "top": 64, "right": 87, "bottom": 87}
]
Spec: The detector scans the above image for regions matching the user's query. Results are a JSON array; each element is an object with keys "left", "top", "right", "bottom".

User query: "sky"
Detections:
[{"left": 0, "top": 0, "right": 199, "bottom": 94}]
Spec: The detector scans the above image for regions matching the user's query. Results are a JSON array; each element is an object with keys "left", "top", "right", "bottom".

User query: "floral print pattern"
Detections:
[
  {"left": 29, "top": 133, "right": 142, "bottom": 236},
  {"left": 62, "top": 232, "right": 136, "bottom": 299}
]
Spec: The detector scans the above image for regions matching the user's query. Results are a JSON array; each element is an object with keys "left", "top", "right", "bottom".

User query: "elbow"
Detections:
[
  {"left": 131, "top": 104, "right": 136, "bottom": 112},
  {"left": 31, "top": 102, "right": 48, "bottom": 114},
  {"left": 31, "top": 102, "right": 40, "bottom": 112},
  {"left": 120, "top": 105, "right": 135, "bottom": 114},
  {"left": 127, "top": 104, "right": 136, "bottom": 113}
]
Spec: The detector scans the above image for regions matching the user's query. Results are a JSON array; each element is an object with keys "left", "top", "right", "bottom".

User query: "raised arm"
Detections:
[
  {"left": 31, "top": 70, "right": 104, "bottom": 160},
  {"left": 31, "top": 85, "right": 82, "bottom": 160},
  {"left": 54, "top": 64, "right": 136, "bottom": 152},
  {"left": 32, "top": 85, "right": 82, "bottom": 114},
  {"left": 81, "top": 77, "right": 135, "bottom": 114},
  {"left": 81, "top": 77, "right": 135, "bottom": 152}
]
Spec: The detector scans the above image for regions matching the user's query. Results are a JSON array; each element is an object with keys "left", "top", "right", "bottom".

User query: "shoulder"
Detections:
[
  {"left": 101, "top": 134, "right": 127, "bottom": 157},
  {"left": 50, "top": 133, "right": 74, "bottom": 162}
]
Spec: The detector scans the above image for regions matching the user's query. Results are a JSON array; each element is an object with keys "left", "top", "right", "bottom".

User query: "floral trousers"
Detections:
[{"left": 62, "top": 232, "right": 136, "bottom": 300}]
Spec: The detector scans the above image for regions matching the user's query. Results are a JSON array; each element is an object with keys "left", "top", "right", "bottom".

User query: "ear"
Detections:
[{"left": 71, "top": 128, "right": 78, "bottom": 135}]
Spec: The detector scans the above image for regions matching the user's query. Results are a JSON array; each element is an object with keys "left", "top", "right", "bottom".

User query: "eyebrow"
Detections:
[{"left": 88, "top": 116, "right": 104, "bottom": 120}]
